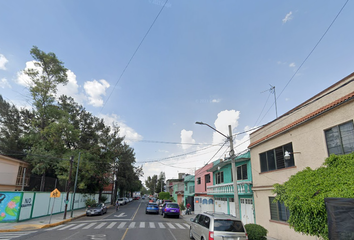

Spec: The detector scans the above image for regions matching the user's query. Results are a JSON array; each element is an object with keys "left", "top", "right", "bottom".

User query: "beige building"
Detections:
[
  {"left": 248, "top": 72, "right": 354, "bottom": 240},
  {"left": 0, "top": 155, "right": 30, "bottom": 191}
]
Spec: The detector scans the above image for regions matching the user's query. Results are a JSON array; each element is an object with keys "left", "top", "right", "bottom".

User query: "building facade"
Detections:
[
  {"left": 184, "top": 174, "right": 195, "bottom": 210},
  {"left": 194, "top": 161, "right": 217, "bottom": 214},
  {"left": 207, "top": 151, "right": 255, "bottom": 224},
  {"left": 248, "top": 73, "right": 354, "bottom": 240},
  {"left": 0, "top": 155, "right": 30, "bottom": 191}
]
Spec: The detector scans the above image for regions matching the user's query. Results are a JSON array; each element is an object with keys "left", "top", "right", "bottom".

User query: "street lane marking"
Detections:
[
  {"left": 83, "top": 223, "right": 96, "bottom": 229},
  {"left": 120, "top": 228, "right": 129, "bottom": 240},
  {"left": 166, "top": 223, "right": 175, "bottom": 229},
  {"left": 128, "top": 222, "right": 135, "bottom": 228},
  {"left": 131, "top": 202, "right": 142, "bottom": 221},
  {"left": 58, "top": 224, "right": 76, "bottom": 230},
  {"left": 118, "top": 222, "right": 126, "bottom": 229},
  {"left": 94, "top": 222, "right": 106, "bottom": 229},
  {"left": 175, "top": 223, "right": 185, "bottom": 229},
  {"left": 149, "top": 222, "right": 155, "bottom": 228},
  {"left": 158, "top": 222, "right": 165, "bottom": 228},
  {"left": 70, "top": 223, "right": 87, "bottom": 229},
  {"left": 139, "top": 222, "right": 145, "bottom": 228},
  {"left": 106, "top": 222, "right": 117, "bottom": 229},
  {"left": 183, "top": 223, "right": 190, "bottom": 228}
]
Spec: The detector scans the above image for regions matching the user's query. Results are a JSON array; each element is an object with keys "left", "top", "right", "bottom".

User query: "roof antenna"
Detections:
[{"left": 261, "top": 84, "right": 278, "bottom": 118}]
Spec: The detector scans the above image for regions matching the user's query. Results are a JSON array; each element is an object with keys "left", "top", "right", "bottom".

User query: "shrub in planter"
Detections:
[
  {"left": 85, "top": 198, "right": 96, "bottom": 208},
  {"left": 99, "top": 195, "right": 108, "bottom": 203},
  {"left": 245, "top": 223, "right": 268, "bottom": 240}
]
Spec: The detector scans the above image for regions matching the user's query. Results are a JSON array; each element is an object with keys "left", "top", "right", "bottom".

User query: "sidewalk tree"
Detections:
[{"left": 273, "top": 153, "right": 354, "bottom": 240}]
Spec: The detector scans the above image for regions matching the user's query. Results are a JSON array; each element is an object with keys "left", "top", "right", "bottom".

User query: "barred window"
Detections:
[
  {"left": 260, "top": 143, "right": 294, "bottom": 173},
  {"left": 237, "top": 164, "right": 248, "bottom": 180},
  {"left": 325, "top": 121, "right": 354, "bottom": 155},
  {"left": 269, "top": 197, "right": 290, "bottom": 222}
]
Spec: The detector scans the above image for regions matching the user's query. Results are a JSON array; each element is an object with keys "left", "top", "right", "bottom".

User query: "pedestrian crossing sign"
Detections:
[{"left": 50, "top": 188, "right": 61, "bottom": 198}]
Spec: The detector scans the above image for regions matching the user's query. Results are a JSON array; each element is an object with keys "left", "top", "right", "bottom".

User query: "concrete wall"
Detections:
[{"left": 0, "top": 191, "right": 111, "bottom": 223}]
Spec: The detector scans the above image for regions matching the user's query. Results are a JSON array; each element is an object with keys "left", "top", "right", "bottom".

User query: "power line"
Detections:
[
  {"left": 100, "top": 0, "right": 169, "bottom": 113},
  {"left": 258, "top": 0, "right": 349, "bottom": 126}
]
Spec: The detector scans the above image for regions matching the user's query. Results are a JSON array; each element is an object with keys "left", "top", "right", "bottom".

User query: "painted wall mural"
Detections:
[{"left": 0, "top": 192, "right": 22, "bottom": 222}]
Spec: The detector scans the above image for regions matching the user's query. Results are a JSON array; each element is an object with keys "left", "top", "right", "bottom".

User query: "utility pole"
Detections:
[
  {"left": 228, "top": 125, "right": 239, "bottom": 218},
  {"left": 71, "top": 153, "right": 81, "bottom": 218},
  {"left": 63, "top": 156, "right": 74, "bottom": 219}
]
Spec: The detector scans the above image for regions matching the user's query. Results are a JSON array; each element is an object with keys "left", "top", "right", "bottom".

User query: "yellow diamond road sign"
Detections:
[{"left": 50, "top": 188, "right": 61, "bottom": 198}]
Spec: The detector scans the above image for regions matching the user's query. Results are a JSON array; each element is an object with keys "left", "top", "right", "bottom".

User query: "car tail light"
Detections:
[
  {"left": 245, "top": 232, "right": 248, "bottom": 240},
  {"left": 209, "top": 231, "right": 214, "bottom": 240}
]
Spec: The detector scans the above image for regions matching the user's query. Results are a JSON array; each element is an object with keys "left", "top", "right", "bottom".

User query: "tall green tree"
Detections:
[
  {"left": 145, "top": 175, "right": 158, "bottom": 195},
  {"left": 24, "top": 46, "right": 69, "bottom": 190},
  {"left": 0, "top": 96, "right": 25, "bottom": 158},
  {"left": 273, "top": 153, "right": 354, "bottom": 240}
]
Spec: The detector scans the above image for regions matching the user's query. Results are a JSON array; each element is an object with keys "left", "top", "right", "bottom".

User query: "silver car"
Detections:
[{"left": 189, "top": 212, "right": 248, "bottom": 240}]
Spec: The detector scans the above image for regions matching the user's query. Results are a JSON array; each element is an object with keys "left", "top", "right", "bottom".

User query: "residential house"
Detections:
[
  {"left": 172, "top": 180, "right": 184, "bottom": 205},
  {"left": 248, "top": 72, "right": 354, "bottom": 240},
  {"left": 207, "top": 151, "right": 255, "bottom": 224},
  {"left": 184, "top": 174, "right": 195, "bottom": 210},
  {"left": 0, "top": 155, "right": 30, "bottom": 191},
  {"left": 194, "top": 161, "right": 218, "bottom": 214}
]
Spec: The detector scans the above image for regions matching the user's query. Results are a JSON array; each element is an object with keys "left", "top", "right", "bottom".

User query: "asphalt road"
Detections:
[{"left": 6, "top": 199, "right": 190, "bottom": 240}]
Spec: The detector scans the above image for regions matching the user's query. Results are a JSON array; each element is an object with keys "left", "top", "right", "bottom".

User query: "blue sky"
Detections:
[{"left": 1, "top": 0, "right": 353, "bottom": 182}]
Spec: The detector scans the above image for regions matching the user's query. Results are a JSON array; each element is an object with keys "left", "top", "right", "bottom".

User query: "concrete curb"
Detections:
[{"left": 0, "top": 213, "right": 87, "bottom": 233}]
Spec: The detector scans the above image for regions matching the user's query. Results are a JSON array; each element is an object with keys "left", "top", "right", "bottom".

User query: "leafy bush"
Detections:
[
  {"left": 158, "top": 192, "right": 170, "bottom": 200},
  {"left": 99, "top": 195, "right": 108, "bottom": 203},
  {"left": 85, "top": 198, "right": 96, "bottom": 207},
  {"left": 245, "top": 224, "right": 268, "bottom": 240},
  {"left": 179, "top": 202, "right": 185, "bottom": 210}
]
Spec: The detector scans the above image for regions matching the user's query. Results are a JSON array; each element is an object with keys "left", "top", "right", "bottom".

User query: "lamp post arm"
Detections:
[{"left": 195, "top": 122, "right": 229, "bottom": 139}]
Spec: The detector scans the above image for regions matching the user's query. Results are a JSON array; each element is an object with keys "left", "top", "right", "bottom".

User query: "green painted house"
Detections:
[
  {"left": 207, "top": 150, "right": 255, "bottom": 224},
  {"left": 183, "top": 174, "right": 195, "bottom": 210}
]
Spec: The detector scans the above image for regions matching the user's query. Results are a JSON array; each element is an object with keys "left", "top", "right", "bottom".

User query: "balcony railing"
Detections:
[{"left": 207, "top": 182, "right": 253, "bottom": 195}]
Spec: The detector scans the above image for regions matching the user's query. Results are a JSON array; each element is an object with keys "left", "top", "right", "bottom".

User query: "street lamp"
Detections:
[{"left": 195, "top": 121, "right": 239, "bottom": 218}]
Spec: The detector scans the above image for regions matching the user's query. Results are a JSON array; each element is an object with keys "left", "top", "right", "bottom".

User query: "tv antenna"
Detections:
[{"left": 261, "top": 84, "right": 278, "bottom": 118}]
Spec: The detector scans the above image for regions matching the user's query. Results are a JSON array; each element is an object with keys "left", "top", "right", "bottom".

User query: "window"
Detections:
[
  {"left": 205, "top": 174, "right": 210, "bottom": 183},
  {"left": 269, "top": 197, "right": 290, "bottom": 222},
  {"left": 215, "top": 172, "right": 224, "bottom": 184},
  {"left": 189, "top": 186, "right": 195, "bottom": 193},
  {"left": 237, "top": 164, "right": 248, "bottom": 180},
  {"left": 197, "top": 177, "right": 201, "bottom": 184},
  {"left": 260, "top": 143, "right": 294, "bottom": 173},
  {"left": 325, "top": 121, "right": 354, "bottom": 155}
]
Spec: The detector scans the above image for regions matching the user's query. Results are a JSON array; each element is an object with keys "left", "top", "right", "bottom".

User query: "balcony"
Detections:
[{"left": 207, "top": 182, "right": 253, "bottom": 195}]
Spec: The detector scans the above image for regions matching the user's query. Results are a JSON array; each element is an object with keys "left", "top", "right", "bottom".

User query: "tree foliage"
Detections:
[
  {"left": 273, "top": 153, "right": 354, "bottom": 240},
  {"left": 0, "top": 46, "right": 143, "bottom": 194}
]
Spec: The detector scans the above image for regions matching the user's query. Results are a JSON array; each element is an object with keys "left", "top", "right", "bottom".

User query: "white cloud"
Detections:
[
  {"left": 282, "top": 11, "right": 293, "bottom": 23},
  {"left": 84, "top": 79, "right": 110, "bottom": 107},
  {"left": 57, "top": 70, "right": 87, "bottom": 104},
  {"left": 212, "top": 99, "right": 221, "bottom": 103},
  {"left": 180, "top": 129, "right": 196, "bottom": 150},
  {"left": 16, "top": 61, "right": 38, "bottom": 87},
  {"left": 0, "top": 54, "right": 8, "bottom": 70},
  {"left": 289, "top": 62, "right": 296, "bottom": 68},
  {"left": 98, "top": 113, "right": 143, "bottom": 144},
  {"left": 213, "top": 110, "right": 240, "bottom": 146},
  {"left": 0, "top": 78, "right": 11, "bottom": 88}
]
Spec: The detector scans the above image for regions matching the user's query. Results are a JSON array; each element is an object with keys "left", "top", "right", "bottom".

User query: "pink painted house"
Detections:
[{"left": 194, "top": 160, "right": 219, "bottom": 214}]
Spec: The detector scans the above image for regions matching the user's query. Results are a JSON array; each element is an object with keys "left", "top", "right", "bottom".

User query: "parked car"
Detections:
[
  {"left": 86, "top": 203, "right": 107, "bottom": 216},
  {"left": 117, "top": 198, "right": 125, "bottom": 205},
  {"left": 146, "top": 203, "right": 159, "bottom": 214},
  {"left": 142, "top": 196, "right": 145, "bottom": 200},
  {"left": 123, "top": 197, "right": 129, "bottom": 204},
  {"left": 129, "top": 197, "right": 133, "bottom": 202},
  {"left": 160, "top": 202, "right": 180, "bottom": 218},
  {"left": 189, "top": 212, "right": 248, "bottom": 240}
]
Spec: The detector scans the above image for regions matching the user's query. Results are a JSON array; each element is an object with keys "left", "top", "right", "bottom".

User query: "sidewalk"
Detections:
[{"left": 0, "top": 208, "right": 87, "bottom": 232}]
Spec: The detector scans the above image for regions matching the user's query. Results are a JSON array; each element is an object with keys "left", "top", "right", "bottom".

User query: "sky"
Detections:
[{"left": 1, "top": 0, "right": 354, "bottom": 185}]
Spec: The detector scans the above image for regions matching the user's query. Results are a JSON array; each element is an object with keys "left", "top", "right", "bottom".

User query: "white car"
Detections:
[{"left": 117, "top": 198, "right": 125, "bottom": 205}]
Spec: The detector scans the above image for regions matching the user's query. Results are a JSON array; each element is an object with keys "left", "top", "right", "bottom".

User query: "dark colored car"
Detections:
[
  {"left": 146, "top": 203, "right": 159, "bottom": 214},
  {"left": 160, "top": 202, "right": 180, "bottom": 218},
  {"left": 86, "top": 203, "right": 107, "bottom": 216}
]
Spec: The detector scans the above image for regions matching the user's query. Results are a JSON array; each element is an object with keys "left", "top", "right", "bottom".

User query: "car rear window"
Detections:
[
  {"left": 214, "top": 220, "right": 245, "bottom": 232},
  {"left": 166, "top": 204, "right": 179, "bottom": 208}
]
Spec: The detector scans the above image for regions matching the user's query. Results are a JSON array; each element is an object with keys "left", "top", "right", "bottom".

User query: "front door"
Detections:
[{"left": 240, "top": 198, "right": 254, "bottom": 224}]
